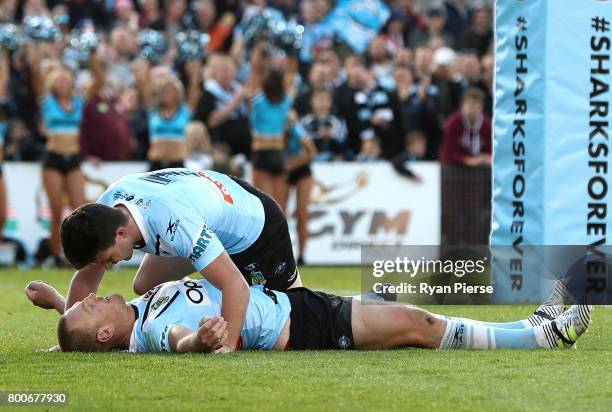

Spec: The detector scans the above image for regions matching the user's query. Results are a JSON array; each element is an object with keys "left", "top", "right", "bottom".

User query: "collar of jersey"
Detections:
[{"left": 113, "top": 200, "right": 149, "bottom": 246}]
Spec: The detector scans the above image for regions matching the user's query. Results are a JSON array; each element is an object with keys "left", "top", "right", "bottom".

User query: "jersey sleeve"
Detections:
[
  {"left": 96, "top": 183, "right": 120, "bottom": 206},
  {"left": 141, "top": 321, "right": 187, "bottom": 353},
  {"left": 149, "top": 201, "right": 225, "bottom": 272}
]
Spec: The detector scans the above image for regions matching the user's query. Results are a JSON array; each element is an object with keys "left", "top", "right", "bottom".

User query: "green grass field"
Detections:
[{"left": 1, "top": 267, "right": 611, "bottom": 411}]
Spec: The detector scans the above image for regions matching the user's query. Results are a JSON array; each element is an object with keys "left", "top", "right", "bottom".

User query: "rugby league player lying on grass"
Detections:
[{"left": 25, "top": 278, "right": 592, "bottom": 352}]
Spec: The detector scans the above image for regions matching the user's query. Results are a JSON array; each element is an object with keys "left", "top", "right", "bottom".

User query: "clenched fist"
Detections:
[{"left": 24, "top": 281, "right": 64, "bottom": 313}]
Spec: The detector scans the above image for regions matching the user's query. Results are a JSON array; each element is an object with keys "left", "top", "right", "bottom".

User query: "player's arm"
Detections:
[
  {"left": 65, "top": 264, "right": 107, "bottom": 310},
  {"left": 200, "top": 252, "right": 249, "bottom": 352},
  {"left": 25, "top": 281, "right": 67, "bottom": 314},
  {"left": 169, "top": 317, "right": 228, "bottom": 353}
]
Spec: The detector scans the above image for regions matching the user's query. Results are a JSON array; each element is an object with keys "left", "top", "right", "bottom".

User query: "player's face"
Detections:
[
  {"left": 94, "top": 234, "right": 133, "bottom": 269},
  {"left": 65, "top": 293, "right": 128, "bottom": 332}
]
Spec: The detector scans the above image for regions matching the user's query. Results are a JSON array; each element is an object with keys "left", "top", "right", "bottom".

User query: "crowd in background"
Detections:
[{"left": 0, "top": 0, "right": 494, "bottom": 264}]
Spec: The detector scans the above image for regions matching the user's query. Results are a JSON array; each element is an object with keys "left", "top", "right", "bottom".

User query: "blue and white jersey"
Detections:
[
  {"left": 97, "top": 169, "right": 265, "bottom": 271},
  {"left": 148, "top": 104, "right": 192, "bottom": 141},
  {"left": 128, "top": 278, "right": 291, "bottom": 353},
  {"left": 250, "top": 93, "right": 292, "bottom": 137},
  {"left": 41, "top": 94, "right": 84, "bottom": 134}
]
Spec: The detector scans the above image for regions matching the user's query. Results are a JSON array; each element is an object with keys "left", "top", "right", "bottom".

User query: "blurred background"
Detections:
[{"left": 0, "top": 0, "right": 494, "bottom": 267}]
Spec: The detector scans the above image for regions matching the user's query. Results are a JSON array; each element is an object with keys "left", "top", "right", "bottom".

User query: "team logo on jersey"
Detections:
[
  {"left": 166, "top": 218, "right": 180, "bottom": 241},
  {"left": 151, "top": 296, "right": 169, "bottom": 311},
  {"left": 338, "top": 335, "right": 352, "bottom": 349},
  {"left": 250, "top": 271, "right": 266, "bottom": 285},
  {"left": 275, "top": 262, "right": 287, "bottom": 275},
  {"left": 189, "top": 224, "right": 213, "bottom": 263},
  {"left": 243, "top": 262, "right": 260, "bottom": 272}
]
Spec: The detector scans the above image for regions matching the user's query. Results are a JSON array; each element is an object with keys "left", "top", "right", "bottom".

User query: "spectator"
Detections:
[
  {"left": 79, "top": 77, "right": 135, "bottom": 161},
  {"left": 190, "top": 0, "right": 235, "bottom": 52},
  {"left": 431, "top": 47, "right": 462, "bottom": 120},
  {"left": 457, "top": 49, "right": 492, "bottom": 115},
  {"left": 481, "top": 53, "right": 494, "bottom": 112},
  {"left": 439, "top": 87, "right": 492, "bottom": 245},
  {"left": 139, "top": 0, "right": 164, "bottom": 30},
  {"left": 460, "top": 6, "right": 493, "bottom": 57},
  {"left": 392, "top": 0, "right": 426, "bottom": 44},
  {"left": 394, "top": 64, "right": 440, "bottom": 159},
  {"left": 440, "top": 87, "right": 491, "bottom": 167},
  {"left": 409, "top": 6, "right": 455, "bottom": 50},
  {"left": 391, "top": 130, "right": 427, "bottom": 181},
  {"left": 367, "top": 35, "right": 395, "bottom": 90},
  {"left": 195, "top": 54, "right": 251, "bottom": 157},
  {"left": 119, "top": 86, "right": 149, "bottom": 160},
  {"left": 294, "top": 60, "right": 332, "bottom": 116},
  {"left": 413, "top": 45, "right": 433, "bottom": 82},
  {"left": 443, "top": 0, "right": 471, "bottom": 41},
  {"left": 280, "top": 117, "right": 317, "bottom": 266},
  {"left": 393, "top": 47, "right": 413, "bottom": 69},
  {"left": 133, "top": 59, "right": 202, "bottom": 171},
  {"left": 338, "top": 58, "right": 403, "bottom": 160},
  {"left": 383, "top": 12, "right": 406, "bottom": 53},
  {"left": 108, "top": 26, "right": 139, "bottom": 90},
  {"left": 299, "top": 87, "right": 346, "bottom": 161},
  {"left": 163, "top": 0, "right": 188, "bottom": 37},
  {"left": 0, "top": 0, "right": 17, "bottom": 22}
]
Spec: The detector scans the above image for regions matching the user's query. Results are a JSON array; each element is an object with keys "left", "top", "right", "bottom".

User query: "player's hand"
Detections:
[
  {"left": 24, "top": 281, "right": 62, "bottom": 310},
  {"left": 214, "top": 344, "right": 235, "bottom": 354},
  {"left": 197, "top": 316, "right": 228, "bottom": 352}
]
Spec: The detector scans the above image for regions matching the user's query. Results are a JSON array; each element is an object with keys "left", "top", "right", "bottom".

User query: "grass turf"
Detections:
[{"left": 1, "top": 267, "right": 611, "bottom": 411}]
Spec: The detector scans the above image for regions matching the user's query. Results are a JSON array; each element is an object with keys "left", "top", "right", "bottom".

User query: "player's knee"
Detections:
[{"left": 397, "top": 307, "right": 440, "bottom": 348}]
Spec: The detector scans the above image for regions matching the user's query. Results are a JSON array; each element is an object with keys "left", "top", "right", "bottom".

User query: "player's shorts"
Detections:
[
  {"left": 229, "top": 176, "right": 298, "bottom": 291},
  {"left": 149, "top": 160, "right": 185, "bottom": 172},
  {"left": 252, "top": 149, "right": 284, "bottom": 176},
  {"left": 42, "top": 151, "right": 81, "bottom": 174},
  {"left": 285, "top": 287, "right": 355, "bottom": 350},
  {"left": 286, "top": 164, "right": 312, "bottom": 185}
]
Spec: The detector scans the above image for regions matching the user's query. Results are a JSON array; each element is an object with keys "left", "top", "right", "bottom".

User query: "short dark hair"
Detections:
[
  {"left": 61, "top": 203, "right": 128, "bottom": 269},
  {"left": 461, "top": 87, "right": 485, "bottom": 103}
]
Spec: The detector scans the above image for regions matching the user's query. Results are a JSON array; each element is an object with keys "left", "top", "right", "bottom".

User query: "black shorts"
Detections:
[
  {"left": 229, "top": 176, "right": 298, "bottom": 291},
  {"left": 286, "top": 164, "right": 312, "bottom": 185},
  {"left": 42, "top": 151, "right": 81, "bottom": 174},
  {"left": 285, "top": 288, "right": 354, "bottom": 350},
  {"left": 149, "top": 160, "right": 185, "bottom": 172},
  {"left": 252, "top": 150, "right": 284, "bottom": 176}
]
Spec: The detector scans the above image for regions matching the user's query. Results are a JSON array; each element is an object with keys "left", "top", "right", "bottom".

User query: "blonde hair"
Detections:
[
  {"left": 57, "top": 315, "right": 106, "bottom": 352},
  {"left": 186, "top": 121, "right": 212, "bottom": 154},
  {"left": 204, "top": 54, "right": 235, "bottom": 81},
  {"left": 153, "top": 75, "right": 184, "bottom": 109},
  {"left": 45, "top": 65, "right": 75, "bottom": 96}
]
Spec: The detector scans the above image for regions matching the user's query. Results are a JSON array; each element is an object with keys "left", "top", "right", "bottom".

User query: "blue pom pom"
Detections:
[
  {"left": 176, "top": 30, "right": 209, "bottom": 62},
  {"left": 23, "top": 16, "right": 62, "bottom": 42},
  {"left": 138, "top": 29, "right": 168, "bottom": 64}
]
